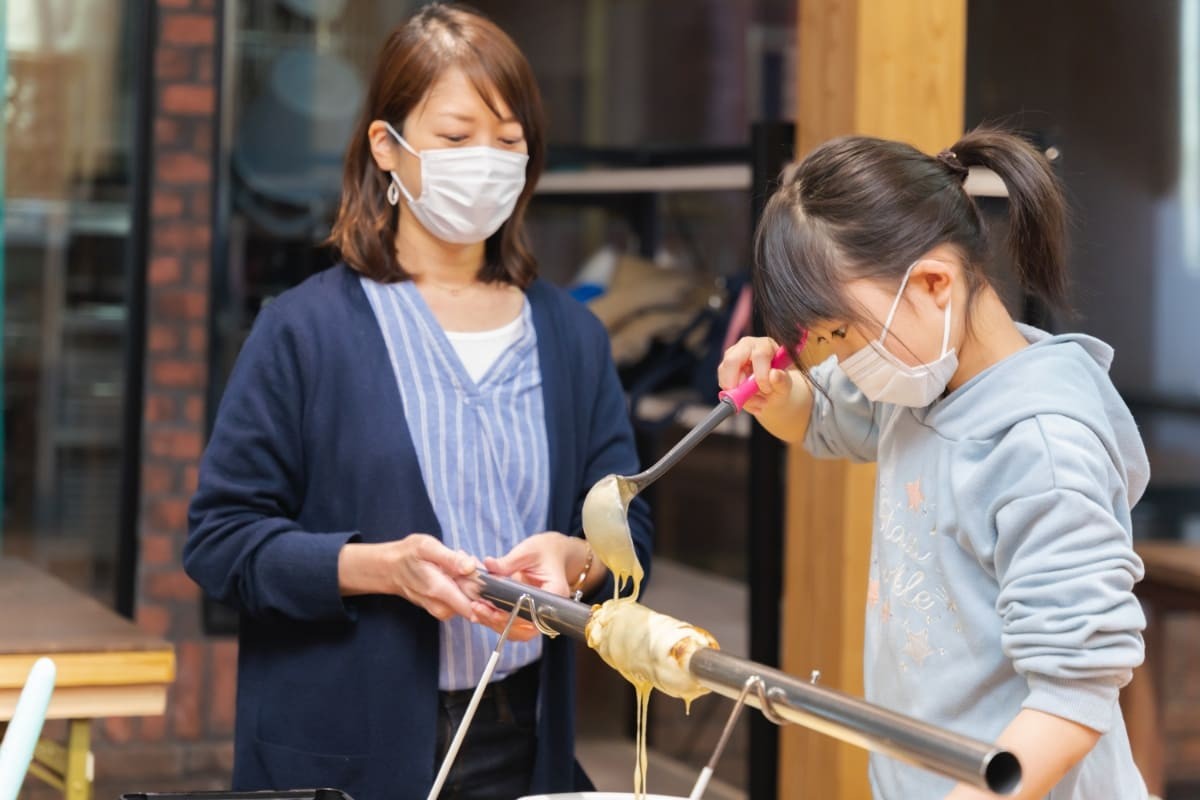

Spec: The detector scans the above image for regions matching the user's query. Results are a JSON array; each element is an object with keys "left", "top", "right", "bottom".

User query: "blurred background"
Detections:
[{"left": 1, "top": 1, "right": 1198, "bottom": 799}]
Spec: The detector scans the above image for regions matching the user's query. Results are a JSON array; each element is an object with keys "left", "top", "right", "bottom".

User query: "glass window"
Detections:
[{"left": 2, "top": 0, "right": 146, "bottom": 607}]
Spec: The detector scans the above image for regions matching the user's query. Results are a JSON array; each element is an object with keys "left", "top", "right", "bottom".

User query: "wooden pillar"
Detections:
[{"left": 779, "top": 1, "right": 966, "bottom": 797}]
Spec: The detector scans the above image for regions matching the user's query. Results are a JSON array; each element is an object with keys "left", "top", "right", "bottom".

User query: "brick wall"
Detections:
[{"left": 51, "top": 2, "right": 234, "bottom": 796}]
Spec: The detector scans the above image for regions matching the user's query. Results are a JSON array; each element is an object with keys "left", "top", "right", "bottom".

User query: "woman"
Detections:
[{"left": 184, "top": 6, "right": 653, "bottom": 800}]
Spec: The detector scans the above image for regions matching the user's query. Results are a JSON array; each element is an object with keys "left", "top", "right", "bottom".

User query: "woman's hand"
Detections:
[
  {"left": 718, "top": 336, "right": 812, "bottom": 444},
  {"left": 338, "top": 534, "right": 481, "bottom": 622},
  {"left": 477, "top": 532, "right": 593, "bottom": 642}
]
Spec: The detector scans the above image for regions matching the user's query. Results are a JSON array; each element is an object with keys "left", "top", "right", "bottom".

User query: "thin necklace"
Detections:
[
  {"left": 395, "top": 246, "right": 479, "bottom": 295},
  {"left": 419, "top": 275, "right": 478, "bottom": 296}
]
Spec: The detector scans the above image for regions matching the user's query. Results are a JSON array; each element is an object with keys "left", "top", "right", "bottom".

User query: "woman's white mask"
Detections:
[{"left": 384, "top": 121, "right": 528, "bottom": 245}]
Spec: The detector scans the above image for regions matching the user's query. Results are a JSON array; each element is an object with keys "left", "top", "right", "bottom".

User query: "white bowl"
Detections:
[{"left": 519, "top": 795, "right": 686, "bottom": 800}]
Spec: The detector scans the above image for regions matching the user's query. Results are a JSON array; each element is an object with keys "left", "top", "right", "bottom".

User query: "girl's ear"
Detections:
[{"left": 911, "top": 245, "right": 962, "bottom": 310}]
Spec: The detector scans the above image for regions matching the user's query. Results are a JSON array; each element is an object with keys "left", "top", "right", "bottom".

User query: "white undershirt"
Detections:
[{"left": 444, "top": 311, "right": 526, "bottom": 383}]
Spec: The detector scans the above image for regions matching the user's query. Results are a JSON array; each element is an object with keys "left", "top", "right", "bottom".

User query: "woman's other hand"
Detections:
[
  {"left": 475, "top": 532, "right": 589, "bottom": 641},
  {"left": 338, "top": 534, "right": 480, "bottom": 622}
]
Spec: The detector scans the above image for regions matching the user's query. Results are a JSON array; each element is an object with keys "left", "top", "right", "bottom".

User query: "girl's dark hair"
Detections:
[
  {"left": 753, "top": 127, "right": 1068, "bottom": 360},
  {"left": 329, "top": 3, "right": 546, "bottom": 287}
]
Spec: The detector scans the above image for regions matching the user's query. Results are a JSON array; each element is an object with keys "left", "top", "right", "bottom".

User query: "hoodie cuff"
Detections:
[{"left": 1022, "top": 673, "right": 1121, "bottom": 734}]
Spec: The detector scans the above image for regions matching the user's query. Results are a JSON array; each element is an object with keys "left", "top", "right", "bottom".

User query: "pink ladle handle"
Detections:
[{"left": 718, "top": 344, "right": 795, "bottom": 412}]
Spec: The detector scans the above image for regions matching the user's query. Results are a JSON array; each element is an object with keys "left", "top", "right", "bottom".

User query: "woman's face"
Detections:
[{"left": 387, "top": 67, "right": 527, "bottom": 201}]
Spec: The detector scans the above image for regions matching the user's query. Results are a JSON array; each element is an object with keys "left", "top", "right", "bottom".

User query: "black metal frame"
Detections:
[
  {"left": 206, "top": 0, "right": 229, "bottom": 429},
  {"left": 202, "top": 0, "right": 240, "bottom": 637},
  {"left": 746, "top": 120, "right": 794, "bottom": 800},
  {"left": 115, "top": 0, "right": 158, "bottom": 619}
]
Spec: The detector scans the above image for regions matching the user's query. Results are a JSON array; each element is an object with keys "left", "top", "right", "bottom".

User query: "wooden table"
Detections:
[
  {"left": 1122, "top": 541, "right": 1200, "bottom": 797},
  {"left": 0, "top": 558, "right": 175, "bottom": 800}
]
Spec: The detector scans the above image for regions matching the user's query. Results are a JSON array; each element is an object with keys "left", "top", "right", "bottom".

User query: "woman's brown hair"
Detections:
[
  {"left": 753, "top": 127, "right": 1068, "bottom": 373},
  {"left": 329, "top": 3, "right": 546, "bottom": 287}
]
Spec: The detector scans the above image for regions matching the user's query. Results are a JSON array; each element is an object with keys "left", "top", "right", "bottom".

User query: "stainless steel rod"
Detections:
[
  {"left": 688, "top": 650, "right": 1020, "bottom": 794},
  {"left": 476, "top": 571, "right": 590, "bottom": 638},
  {"left": 476, "top": 572, "right": 1021, "bottom": 795}
]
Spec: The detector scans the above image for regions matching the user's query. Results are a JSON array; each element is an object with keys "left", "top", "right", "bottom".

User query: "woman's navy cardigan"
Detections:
[{"left": 184, "top": 264, "right": 653, "bottom": 800}]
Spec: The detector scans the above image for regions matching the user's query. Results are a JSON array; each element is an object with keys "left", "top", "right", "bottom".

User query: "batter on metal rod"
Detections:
[{"left": 582, "top": 487, "right": 719, "bottom": 799}]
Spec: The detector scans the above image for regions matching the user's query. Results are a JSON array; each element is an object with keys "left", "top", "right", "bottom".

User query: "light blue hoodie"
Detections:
[{"left": 804, "top": 325, "right": 1148, "bottom": 800}]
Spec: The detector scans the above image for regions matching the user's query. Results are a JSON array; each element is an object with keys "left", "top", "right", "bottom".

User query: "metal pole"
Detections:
[
  {"left": 475, "top": 572, "right": 1021, "bottom": 796},
  {"left": 747, "top": 119, "right": 796, "bottom": 800}
]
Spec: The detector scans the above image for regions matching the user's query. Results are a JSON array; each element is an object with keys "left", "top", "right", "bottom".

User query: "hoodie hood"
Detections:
[{"left": 916, "top": 324, "right": 1149, "bottom": 506}]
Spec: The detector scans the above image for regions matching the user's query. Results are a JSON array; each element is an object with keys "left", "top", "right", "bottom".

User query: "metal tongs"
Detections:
[{"left": 424, "top": 589, "right": 559, "bottom": 800}]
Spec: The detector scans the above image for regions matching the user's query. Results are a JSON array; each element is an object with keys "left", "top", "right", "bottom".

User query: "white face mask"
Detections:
[
  {"left": 384, "top": 122, "right": 528, "bottom": 245},
  {"left": 838, "top": 261, "right": 958, "bottom": 407}
]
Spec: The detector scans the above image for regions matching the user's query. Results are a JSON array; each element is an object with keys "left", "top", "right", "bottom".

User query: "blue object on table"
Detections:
[{"left": 568, "top": 283, "right": 606, "bottom": 304}]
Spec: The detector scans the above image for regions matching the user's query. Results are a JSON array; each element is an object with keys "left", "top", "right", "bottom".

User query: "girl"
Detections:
[
  {"left": 720, "top": 129, "right": 1148, "bottom": 799},
  {"left": 185, "top": 5, "right": 651, "bottom": 800}
]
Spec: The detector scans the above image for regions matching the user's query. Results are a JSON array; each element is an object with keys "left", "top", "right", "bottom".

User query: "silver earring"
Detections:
[{"left": 387, "top": 181, "right": 400, "bottom": 206}]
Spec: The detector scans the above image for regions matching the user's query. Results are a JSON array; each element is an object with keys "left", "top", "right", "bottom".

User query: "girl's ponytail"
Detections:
[{"left": 950, "top": 128, "right": 1069, "bottom": 309}]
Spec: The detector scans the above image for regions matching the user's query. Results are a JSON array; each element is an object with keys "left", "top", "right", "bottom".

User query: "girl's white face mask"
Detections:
[
  {"left": 838, "top": 262, "right": 958, "bottom": 407},
  {"left": 384, "top": 121, "right": 528, "bottom": 245}
]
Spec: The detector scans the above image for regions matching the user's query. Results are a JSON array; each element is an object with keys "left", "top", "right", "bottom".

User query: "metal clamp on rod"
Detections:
[
  {"left": 475, "top": 572, "right": 1021, "bottom": 796},
  {"left": 475, "top": 570, "right": 591, "bottom": 639}
]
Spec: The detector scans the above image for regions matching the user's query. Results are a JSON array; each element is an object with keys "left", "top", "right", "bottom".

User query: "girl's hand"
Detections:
[
  {"left": 338, "top": 534, "right": 480, "bottom": 622},
  {"left": 942, "top": 708, "right": 1101, "bottom": 800},
  {"left": 718, "top": 336, "right": 812, "bottom": 443},
  {"left": 478, "top": 532, "right": 585, "bottom": 642},
  {"left": 718, "top": 336, "right": 793, "bottom": 414}
]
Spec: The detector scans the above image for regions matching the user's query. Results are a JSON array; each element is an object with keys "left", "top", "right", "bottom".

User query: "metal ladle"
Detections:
[{"left": 582, "top": 339, "right": 803, "bottom": 592}]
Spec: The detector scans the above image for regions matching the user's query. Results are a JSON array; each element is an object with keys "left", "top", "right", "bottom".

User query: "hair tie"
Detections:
[{"left": 936, "top": 149, "right": 970, "bottom": 184}]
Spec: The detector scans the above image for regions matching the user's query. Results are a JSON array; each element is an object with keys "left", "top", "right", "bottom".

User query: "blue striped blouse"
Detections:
[{"left": 361, "top": 278, "right": 549, "bottom": 691}]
